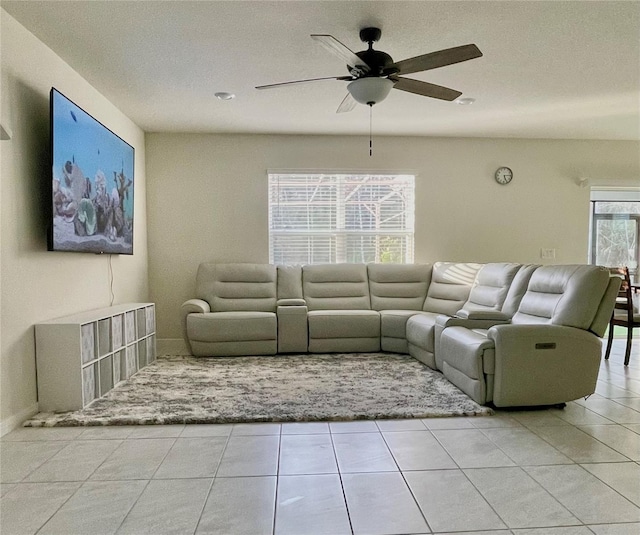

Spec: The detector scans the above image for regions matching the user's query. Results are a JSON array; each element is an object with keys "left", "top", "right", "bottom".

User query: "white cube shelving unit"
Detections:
[{"left": 35, "top": 303, "right": 156, "bottom": 412}]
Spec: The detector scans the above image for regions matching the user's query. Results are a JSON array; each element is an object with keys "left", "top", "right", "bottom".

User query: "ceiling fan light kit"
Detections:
[{"left": 347, "top": 77, "right": 394, "bottom": 105}]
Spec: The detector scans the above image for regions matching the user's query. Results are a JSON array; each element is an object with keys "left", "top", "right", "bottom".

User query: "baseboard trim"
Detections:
[
  {"left": 158, "top": 338, "right": 189, "bottom": 356},
  {"left": 1, "top": 402, "right": 39, "bottom": 436}
]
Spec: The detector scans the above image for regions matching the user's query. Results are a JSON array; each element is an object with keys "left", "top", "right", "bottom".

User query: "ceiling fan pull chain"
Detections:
[{"left": 369, "top": 103, "right": 373, "bottom": 157}]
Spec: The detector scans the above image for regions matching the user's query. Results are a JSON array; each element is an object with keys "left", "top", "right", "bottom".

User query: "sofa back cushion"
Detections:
[
  {"left": 501, "top": 264, "right": 539, "bottom": 317},
  {"left": 368, "top": 264, "right": 432, "bottom": 311},
  {"left": 462, "top": 263, "right": 522, "bottom": 313},
  {"left": 303, "top": 264, "right": 371, "bottom": 310},
  {"left": 589, "top": 275, "right": 623, "bottom": 337},
  {"left": 423, "top": 262, "right": 483, "bottom": 315},
  {"left": 196, "top": 263, "right": 277, "bottom": 313},
  {"left": 277, "top": 265, "right": 303, "bottom": 300},
  {"left": 512, "top": 264, "right": 611, "bottom": 329}
]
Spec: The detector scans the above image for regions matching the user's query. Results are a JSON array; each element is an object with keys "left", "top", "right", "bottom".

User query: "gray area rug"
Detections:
[{"left": 24, "top": 353, "right": 492, "bottom": 426}]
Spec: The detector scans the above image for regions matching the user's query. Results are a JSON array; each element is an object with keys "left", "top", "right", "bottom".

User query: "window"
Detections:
[
  {"left": 590, "top": 190, "right": 640, "bottom": 282},
  {"left": 269, "top": 172, "right": 415, "bottom": 264}
]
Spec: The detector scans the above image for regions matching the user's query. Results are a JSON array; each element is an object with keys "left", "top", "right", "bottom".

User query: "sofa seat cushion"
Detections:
[
  {"left": 308, "top": 310, "right": 380, "bottom": 339},
  {"left": 405, "top": 312, "right": 440, "bottom": 352},
  {"left": 187, "top": 311, "right": 277, "bottom": 342},
  {"left": 438, "top": 326, "right": 496, "bottom": 404},
  {"left": 439, "top": 327, "right": 495, "bottom": 379},
  {"left": 380, "top": 310, "right": 428, "bottom": 339}
]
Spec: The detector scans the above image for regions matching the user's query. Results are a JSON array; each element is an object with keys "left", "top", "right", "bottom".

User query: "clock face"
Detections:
[{"left": 495, "top": 167, "right": 513, "bottom": 185}]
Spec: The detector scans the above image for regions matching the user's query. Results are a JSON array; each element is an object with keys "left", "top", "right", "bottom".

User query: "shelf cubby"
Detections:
[
  {"left": 98, "top": 318, "right": 111, "bottom": 357},
  {"left": 125, "top": 311, "right": 136, "bottom": 344},
  {"left": 82, "top": 364, "right": 97, "bottom": 405},
  {"left": 80, "top": 323, "right": 95, "bottom": 364},
  {"left": 113, "top": 349, "right": 123, "bottom": 385},
  {"left": 112, "top": 314, "right": 124, "bottom": 350},
  {"left": 146, "top": 335, "right": 156, "bottom": 366}
]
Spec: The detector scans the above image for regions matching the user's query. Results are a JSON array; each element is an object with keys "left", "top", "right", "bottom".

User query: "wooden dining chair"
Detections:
[{"left": 604, "top": 266, "right": 640, "bottom": 366}]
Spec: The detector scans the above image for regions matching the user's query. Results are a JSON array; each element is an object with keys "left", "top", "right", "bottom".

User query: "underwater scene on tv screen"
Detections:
[{"left": 51, "top": 89, "right": 134, "bottom": 254}]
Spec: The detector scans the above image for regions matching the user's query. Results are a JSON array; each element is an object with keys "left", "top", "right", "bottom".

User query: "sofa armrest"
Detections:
[
  {"left": 180, "top": 299, "right": 210, "bottom": 354},
  {"left": 455, "top": 309, "right": 511, "bottom": 321},
  {"left": 487, "top": 324, "right": 602, "bottom": 407},
  {"left": 181, "top": 298, "right": 211, "bottom": 315},
  {"left": 277, "top": 305, "right": 308, "bottom": 353},
  {"left": 277, "top": 298, "right": 307, "bottom": 307},
  {"left": 435, "top": 313, "right": 510, "bottom": 330}
]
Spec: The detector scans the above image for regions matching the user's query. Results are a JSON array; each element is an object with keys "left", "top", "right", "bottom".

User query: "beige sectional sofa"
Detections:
[{"left": 181, "top": 262, "right": 620, "bottom": 407}]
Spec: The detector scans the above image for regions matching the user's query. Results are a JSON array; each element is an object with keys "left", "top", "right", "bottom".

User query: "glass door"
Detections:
[{"left": 591, "top": 201, "right": 640, "bottom": 282}]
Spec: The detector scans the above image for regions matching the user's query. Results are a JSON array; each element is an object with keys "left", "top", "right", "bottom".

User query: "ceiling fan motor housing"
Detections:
[
  {"left": 347, "top": 27, "right": 393, "bottom": 76},
  {"left": 354, "top": 49, "right": 394, "bottom": 76}
]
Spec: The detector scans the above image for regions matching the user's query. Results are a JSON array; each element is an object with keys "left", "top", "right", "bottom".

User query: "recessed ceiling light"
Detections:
[
  {"left": 215, "top": 92, "right": 235, "bottom": 101},
  {"left": 456, "top": 97, "right": 475, "bottom": 105}
]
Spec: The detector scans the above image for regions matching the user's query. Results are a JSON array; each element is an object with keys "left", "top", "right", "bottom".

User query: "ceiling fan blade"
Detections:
[
  {"left": 392, "top": 77, "right": 462, "bottom": 101},
  {"left": 391, "top": 44, "right": 483, "bottom": 76},
  {"left": 311, "top": 34, "right": 370, "bottom": 74},
  {"left": 256, "top": 76, "right": 352, "bottom": 90},
  {"left": 336, "top": 92, "right": 357, "bottom": 113}
]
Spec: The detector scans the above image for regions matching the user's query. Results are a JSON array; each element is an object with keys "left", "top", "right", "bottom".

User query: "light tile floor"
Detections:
[{"left": 1, "top": 340, "right": 639, "bottom": 535}]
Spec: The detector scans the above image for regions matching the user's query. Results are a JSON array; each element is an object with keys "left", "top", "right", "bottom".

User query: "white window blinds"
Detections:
[{"left": 269, "top": 173, "right": 415, "bottom": 264}]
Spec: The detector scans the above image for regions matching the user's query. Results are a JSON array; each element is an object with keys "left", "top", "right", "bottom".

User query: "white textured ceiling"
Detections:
[{"left": 3, "top": 0, "right": 639, "bottom": 139}]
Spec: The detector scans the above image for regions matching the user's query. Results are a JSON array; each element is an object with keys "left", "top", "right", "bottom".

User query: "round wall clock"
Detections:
[{"left": 495, "top": 167, "right": 513, "bottom": 185}]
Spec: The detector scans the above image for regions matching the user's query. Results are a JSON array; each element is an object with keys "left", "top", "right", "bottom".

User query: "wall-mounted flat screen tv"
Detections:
[{"left": 49, "top": 88, "right": 134, "bottom": 254}]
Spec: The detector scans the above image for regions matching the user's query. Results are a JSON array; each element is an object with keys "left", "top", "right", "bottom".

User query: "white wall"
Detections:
[
  {"left": 146, "top": 133, "right": 640, "bottom": 344},
  {"left": 0, "top": 12, "right": 149, "bottom": 432}
]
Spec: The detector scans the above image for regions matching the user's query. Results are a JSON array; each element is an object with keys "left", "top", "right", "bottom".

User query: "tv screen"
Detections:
[{"left": 49, "top": 88, "right": 134, "bottom": 254}]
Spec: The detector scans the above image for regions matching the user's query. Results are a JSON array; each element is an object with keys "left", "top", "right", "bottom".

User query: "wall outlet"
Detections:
[{"left": 540, "top": 248, "right": 556, "bottom": 260}]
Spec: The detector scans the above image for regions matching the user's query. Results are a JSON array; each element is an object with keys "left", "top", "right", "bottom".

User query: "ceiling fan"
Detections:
[{"left": 256, "top": 27, "right": 483, "bottom": 113}]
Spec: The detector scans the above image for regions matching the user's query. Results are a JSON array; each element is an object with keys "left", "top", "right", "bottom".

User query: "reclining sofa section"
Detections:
[{"left": 181, "top": 262, "right": 620, "bottom": 407}]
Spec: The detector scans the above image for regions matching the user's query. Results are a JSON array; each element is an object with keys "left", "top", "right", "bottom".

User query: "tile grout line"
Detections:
[
  {"left": 426, "top": 425, "right": 519, "bottom": 532},
  {"left": 31, "top": 480, "right": 83, "bottom": 535},
  {"left": 192, "top": 425, "right": 236, "bottom": 535},
  {"left": 271, "top": 429, "right": 283, "bottom": 535},
  {"left": 576, "top": 460, "right": 640, "bottom": 510},
  {"left": 14, "top": 438, "right": 89, "bottom": 535},
  {"left": 475, "top": 422, "right": 582, "bottom": 467},
  {"left": 556, "top": 399, "right": 619, "bottom": 426},
  {"left": 520, "top": 463, "right": 622, "bottom": 529},
  {"left": 109, "top": 434, "right": 178, "bottom": 534},
  {"left": 429, "top": 425, "right": 590, "bottom": 531},
  {"left": 11, "top": 440, "right": 72, "bottom": 482},
  {"left": 486, "top": 405, "right": 640, "bottom": 526},
  {"left": 575, "top": 422, "right": 640, "bottom": 460},
  {"left": 530, "top": 421, "right": 635, "bottom": 463},
  {"left": 328, "top": 426, "right": 356, "bottom": 535},
  {"left": 378, "top": 427, "right": 434, "bottom": 534}
]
